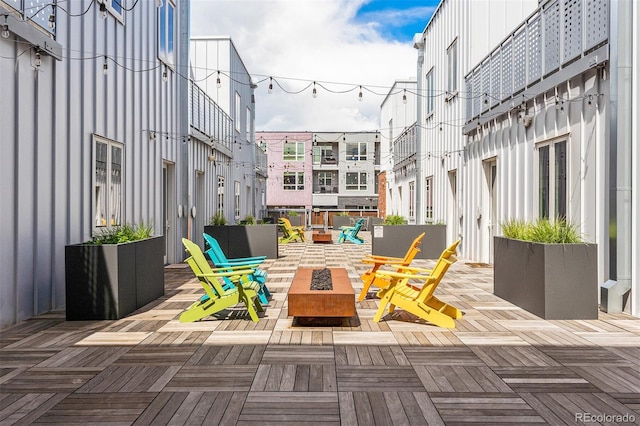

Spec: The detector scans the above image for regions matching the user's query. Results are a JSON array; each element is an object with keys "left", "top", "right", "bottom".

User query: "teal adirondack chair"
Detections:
[
  {"left": 337, "top": 217, "right": 366, "bottom": 244},
  {"left": 202, "top": 233, "right": 271, "bottom": 304},
  {"left": 180, "top": 238, "right": 263, "bottom": 323}
]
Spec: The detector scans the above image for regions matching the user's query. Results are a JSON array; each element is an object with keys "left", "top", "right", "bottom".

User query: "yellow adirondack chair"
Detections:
[
  {"left": 180, "top": 238, "right": 263, "bottom": 323},
  {"left": 358, "top": 232, "right": 426, "bottom": 301},
  {"left": 372, "top": 253, "right": 461, "bottom": 328},
  {"left": 278, "top": 217, "right": 305, "bottom": 243}
]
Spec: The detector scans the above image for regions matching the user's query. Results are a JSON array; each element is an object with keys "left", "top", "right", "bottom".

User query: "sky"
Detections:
[{"left": 190, "top": 0, "right": 439, "bottom": 132}]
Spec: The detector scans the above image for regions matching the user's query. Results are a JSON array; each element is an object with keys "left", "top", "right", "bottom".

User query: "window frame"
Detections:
[
  {"left": 158, "top": 0, "right": 176, "bottom": 66},
  {"left": 217, "top": 176, "right": 225, "bottom": 214},
  {"left": 345, "top": 172, "right": 367, "bottom": 191},
  {"left": 234, "top": 181, "right": 241, "bottom": 219},
  {"left": 409, "top": 181, "right": 415, "bottom": 219},
  {"left": 446, "top": 38, "right": 458, "bottom": 97},
  {"left": 426, "top": 67, "right": 434, "bottom": 116},
  {"left": 536, "top": 138, "right": 568, "bottom": 220},
  {"left": 318, "top": 172, "right": 333, "bottom": 187},
  {"left": 425, "top": 176, "right": 434, "bottom": 222},
  {"left": 283, "top": 141, "right": 305, "bottom": 161},
  {"left": 346, "top": 142, "right": 367, "bottom": 161},
  {"left": 283, "top": 171, "right": 305, "bottom": 190},
  {"left": 93, "top": 136, "right": 124, "bottom": 231}
]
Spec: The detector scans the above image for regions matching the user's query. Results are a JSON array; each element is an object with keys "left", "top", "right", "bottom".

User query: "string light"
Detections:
[
  {"left": 1, "top": 16, "right": 9, "bottom": 39},
  {"left": 358, "top": 86, "right": 363, "bottom": 102},
  {"left": 162, "top": 65, "right": 168, "bottom": 82},
  {"left": 103, "top": 56, "right": 108, "bottom": 75},
  {"left": 402, "top": 89, "right": 407, "bottom": 104},
  {"left": 216, "top": 70, "right": 221, "bottom": 88},
  {"left": 99, "top": 2, "right": 107, "bottom": 19},
  {"left": 34, "top": 50, "right": 41, "bottom": 68},
  {"left": 268, "top": 77, "right": 273, "bottom": 94},
  {"left": 312, "top": 81, "right": 317, "bottom": 98},
  {"left": 156, "top": 0, "right": 163, "bottom": 6},
  {"left": 48, "top": 6, "right": 56, "bottom": 29}
]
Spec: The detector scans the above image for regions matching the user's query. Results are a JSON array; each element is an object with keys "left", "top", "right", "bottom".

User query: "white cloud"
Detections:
[{"left": 190, "top": 0, "right": 417, "bottom": 132}]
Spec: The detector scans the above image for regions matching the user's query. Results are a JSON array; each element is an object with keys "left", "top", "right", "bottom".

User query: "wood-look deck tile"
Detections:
[
  {"left": 402, "top": 346, "right": 485, "bottom": 366},
  {"left": 339, "top": 391, "right": 444, "bottom": 426},
  {"left": 34, "top": 346, "right": 130, "bottom": 368},
  {"left": 261, "top": 345, "right": 335, "bottom": 364},
  {"left": 570, "top": 366, "right": 640, "bottom": 393},
  {"left": 74, "top": 332, "right": 151, "bottom": 346},
  {"left": 415, "top": 365, "right": 512, "bottom": 393},
  {"left": 32, "top": 392, "right": 157, "bottom": 424},
  {"left": 111, "top": 345, "right": 196, "bottom": 365},
  {"left": 0, "top": 368, "right": 102, "bottom": 393},
  {"left": 334, "top": 345, "right": 409, "bottom": 366},
  {"left": 250, "top": 364, "right": 337, "bottom": 392},
  {"left": 539, "top": 346, "right": 633, "bottom": 366},
  {"left": 164, "top": 365, "right": 258, "bottom": 392},
  {"left": 493, "top": 366, "right": 599, "bottom": 393},
  {"left": 0, "top": 392, "right": 67, "bottom": 425},
  {"left": 186, "top": 345, "right": 266, "bottom": 366},
  {"left": 430, "top": 393, "right": 545, "bottom": 424},
  {"left": 239, "top": 392, "right": 340, "bottom": 425},
  {"left": 0, "top": 350, "right": 60, "bottom": 368},
  {"left": 470, "top": 345, "right": 561, "bottom": 367},
  {"left": 337, "top": 366, "right": 424, "bottom": 392}
]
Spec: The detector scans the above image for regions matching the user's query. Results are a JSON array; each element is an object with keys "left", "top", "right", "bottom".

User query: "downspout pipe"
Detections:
[
  {"left": 603, "top": 0, "right": 633, "bottom": 313},
  {"left": 414, "top": 34, "right": 425, "bottom": 225}
]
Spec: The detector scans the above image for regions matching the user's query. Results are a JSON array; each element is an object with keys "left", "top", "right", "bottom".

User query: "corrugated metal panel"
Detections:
[{"left": 0, "top": 0, "right": 186, "bottom": 327}]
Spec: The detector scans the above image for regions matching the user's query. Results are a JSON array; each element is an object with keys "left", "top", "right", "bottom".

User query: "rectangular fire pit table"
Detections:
[{"left": 288, "top": 268, "right": 355, "bottom": 317}]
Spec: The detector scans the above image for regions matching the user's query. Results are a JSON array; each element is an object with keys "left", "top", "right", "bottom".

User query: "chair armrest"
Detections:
[
  {"left": 373, "top": 270, "right": 431, "bottom": 280},
  {"left": 389, "top": 264, "right": 434, "bottom": 274},
  {"left": 222, "top": 256, "right": 267, "bottom": 263},
  {"left": 209, "top": 264, "right": 260, "bottom": 273},
  {"left": 361, "top": 255, "right": 404, "bottom": 265},
  {"left": 198, "top": 268, "right": 256, "bottom": 278}
]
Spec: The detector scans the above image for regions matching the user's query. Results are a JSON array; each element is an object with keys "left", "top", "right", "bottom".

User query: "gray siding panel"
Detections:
[{"left": 0, "top": 0, "right": 186, "bottom": 327}]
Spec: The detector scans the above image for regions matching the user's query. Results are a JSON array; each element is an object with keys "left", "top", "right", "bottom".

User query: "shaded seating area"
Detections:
[
  {"left": 372, "top": 240, "right": 463, "bottom": 328},
  {"left": 278, "top": 217, "right": 305, "bottom": 243},
  {"left": 358, "top": 232, "right": 425, "bottom": 301},
  {"left": 203, "top": 233, "right": 271, "bottom": 304},
  {"left": 180, "top": 238, "right": 263, "bottom": 323},
  {"left": 337, "top": 217, "right": 365, "bottom": 244}
]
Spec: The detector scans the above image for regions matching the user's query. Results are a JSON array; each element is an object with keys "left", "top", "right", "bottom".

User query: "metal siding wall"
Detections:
[{"left": 0, "top": 0, "right": 184, "bottom": 327}]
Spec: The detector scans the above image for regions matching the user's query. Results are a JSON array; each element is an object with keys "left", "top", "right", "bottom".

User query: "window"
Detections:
[
  {"left": 283, "top": 171, "right": 304, "bottom": 190},
  {"left": 447, "top": 39, "right": 458, "bottom": 94},
  {"left": 425, "top": 176, "right": 433, "bottom": 221},
  {"left": 246, "top": 107, "right": 251, "bottom": 141},
  {"left": 235, "top": 92, "right": 241, "bottom": 132},
  {"left": 283, "top": 141, "right": 305, "bottom": 161},
  {"left": 409, "top": 181, "right": 415, "bottom": 219},
  {"left": 94, "top": 138, "right": 123, "bottom": 229},
  {"left": 234, "top": 181, "right": 241, "bottom": 219},
  {"left": 538, "top": 140, "right": 567, "bottom": 219},
  {"left": 346, "top": 172, "right": 367, "bottom": 190},
  {"left": 426, "top": 68, "right": 434, "bottom": 115},
  {"left": 346, "top": 142, "right": 367, "bottom": 161},
  {"left": 158, "top": 0, "right": 175, "bottom": 65},
  {"left": 318, "top": 172, "right": 333, "bottom": 187},
  {"left": 217, "top": 176, "right": 225, "bottom": 213}
]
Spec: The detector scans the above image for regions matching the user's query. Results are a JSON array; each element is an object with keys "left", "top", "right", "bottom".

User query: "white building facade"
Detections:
[{"left": 189, "top": 37, "right": 267, "bottom": 236}]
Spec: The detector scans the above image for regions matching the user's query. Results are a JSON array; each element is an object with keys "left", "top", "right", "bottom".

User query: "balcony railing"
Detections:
[
  {"left": 189, "top": 81, "right": 233, "bottom": 151},
  {"left": 392, "top": 124, "right": 417, "bottom": 166},
  {"left": 464, "top": 0, "right": 609, "bottom": 128}
]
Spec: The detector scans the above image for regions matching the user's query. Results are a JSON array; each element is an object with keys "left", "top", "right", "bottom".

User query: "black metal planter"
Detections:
[
  {"left": 65, "top": 236, "right": 165, "bottom": 320},
  {"left": 371, "top": 224, "right": 447, "bottom": 259},
  {"left": 204, "top": 224, "right": 278, "bottom": 259}
]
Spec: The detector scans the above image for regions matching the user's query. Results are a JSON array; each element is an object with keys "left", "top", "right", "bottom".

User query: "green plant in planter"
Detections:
[
  {"left": 89, "top": 222, "right": 153, "bottom": 244},
  {"left": 287, "top": 210, "right": 299, "bottom": 217},
  {"left": 209, "top": 211, "right": 227, "bottom": 226},
  {"left": 238, "top": 214, "right": 257, "bottom": 225},
  {"left": 383, "top": 214, "right": 407, "bottom": 225},
  {"left": 337, "top": 211, "right": 350, "bottom": 217},
  {"left": 500, "top": 217, "right": 583, "bottom": 243}
]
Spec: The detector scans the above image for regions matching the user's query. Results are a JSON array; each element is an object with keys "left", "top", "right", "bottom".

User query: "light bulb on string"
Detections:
[
  {"left": 103, "top": 56, "right": 108, "bottom": 75},
  {"left": 216, "top": 71, "right": 221, "bottom": 88},
  {"left": 34, "top": 50, "right": 41, "bottom": 68},
  {"left": 312, "top": 82, "right": 317, "bottom": 98},
  {"left": 48, "top": 7, "right": 55, "bottom": 29},
  {"left": 268, "top": 77, "right": 273, "bottom": 94},
  {"left": 358, "top": 86, "right": 363, "bottom": 102},
  {"left": 99, "top": 2, "right": 107, "bottom": 19},
  {"left": 162, "top": 65, "right": 168, "bottom": 82},
  {"left": 2, "top": 16, "right": 9, "bottom": 39},
  {"left": 402, "top": 89, "right": 407, "bottom": 104},
  {"left": 156, "top": 0, "right": 163, "bottom": 7}
]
